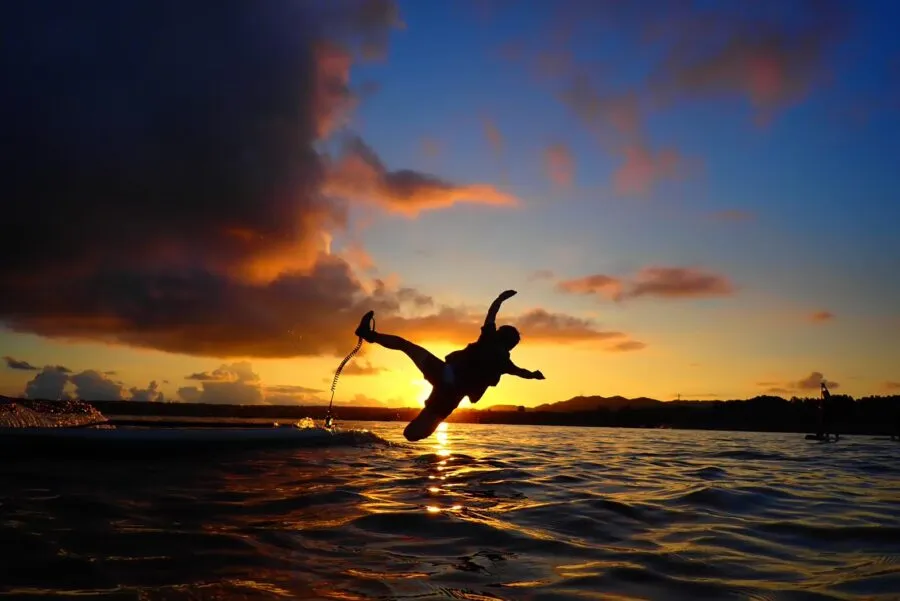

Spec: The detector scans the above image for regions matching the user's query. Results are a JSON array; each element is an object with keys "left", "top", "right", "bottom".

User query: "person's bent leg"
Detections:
[
  {"left": 404, "top": 406, "right": 445, "bottom": 441},
  {"left": 355, "top": 311, "right": 444, "bottom": 383}
]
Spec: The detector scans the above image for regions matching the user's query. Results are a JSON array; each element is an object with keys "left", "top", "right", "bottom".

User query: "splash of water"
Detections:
[{"left": 0, "top": 398, "right": 109, "bottom": 428}]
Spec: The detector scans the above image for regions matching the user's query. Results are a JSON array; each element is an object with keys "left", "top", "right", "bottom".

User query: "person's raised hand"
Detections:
[
  {"left": 499, "top": 290, "right": 518, "bottom": 301},
  {"left": 533, "top": 370, "right": 545, "bottom": 380}
]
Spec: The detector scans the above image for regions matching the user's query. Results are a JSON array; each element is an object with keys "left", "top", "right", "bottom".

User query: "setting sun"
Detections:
[{"left": 412, "top": 378, "right": 433, "bottom": 407}]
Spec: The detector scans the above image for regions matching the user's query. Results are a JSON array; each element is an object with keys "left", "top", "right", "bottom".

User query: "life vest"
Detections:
[{"left": 445, "top": 340, "right": 510, "bottom": 402}]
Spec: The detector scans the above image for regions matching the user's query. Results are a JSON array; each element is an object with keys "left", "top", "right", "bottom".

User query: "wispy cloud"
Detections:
[
  {"left": 613, "top": 143, "right": 689, "bottom": 196},
  {"left": 501, "top": 0, "right": 849, "bottom": 194},
  {"left": 528, "top": 269, "right": 556, "bottom": 282},
  {"left": 483, "top": 118, "right": 504, "bottom": 159},
  {"left": 543, "top": 143, "right": 575, "bottom": 188},
  {"left": 557, "top": 267, "right": 735, "bottom": 302},
  {"left": 809, "top": 311, "right": 835, "bottom": 323},
  {"left": 380, "top": 306, "right": 628, "bottom": 347},
  {"left": 557, "top": 274, "right": 623, "bottom": 300},
  {"left": 608, "top": 340, "right": 647, "bottom": 352},
  {"left": 760, "top": 371, "right": 840, "bottom": 395},
  {"left": 4, "top": 356, "right": 38, "bottom": 371},
  {"left": 324, "top": 135, "right": 519, "bottom": 217}
]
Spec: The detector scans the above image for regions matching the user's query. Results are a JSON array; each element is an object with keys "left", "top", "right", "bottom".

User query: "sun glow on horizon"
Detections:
[{"left": 412, "top": 378, "right": 432, "bottom": 407}]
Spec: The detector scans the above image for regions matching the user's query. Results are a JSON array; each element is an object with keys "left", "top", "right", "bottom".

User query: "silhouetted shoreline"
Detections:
[{"left": 4, "top": 394, "right": 897, "bottom": 437}]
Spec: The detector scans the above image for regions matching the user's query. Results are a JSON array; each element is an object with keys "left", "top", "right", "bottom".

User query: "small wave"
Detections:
[
  {"left": 709, "top": 449, "right": 795, "bottom": 462},
  {"left": 4, "top": 423, "right": 900, "bottom": 601},
  {"left": 0, "top": 398, "right": 108, "bottom": 428},
  {"left": 666, "top": 484, "right": 791, "bottom": 512},
  {"left": 686, "top": 465, "right": 729, "bottom": 479},
  {"left": 0, "top": 425, "right": 395, "bottom": 461}
]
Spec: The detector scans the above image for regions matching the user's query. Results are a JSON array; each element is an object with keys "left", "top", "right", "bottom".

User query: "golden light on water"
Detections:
[
  {"left": 423, "top": 421, "right": 462, "bottom": 514},
  {"left": 436, "top": 421, "right": 450, "bottom": 456}
]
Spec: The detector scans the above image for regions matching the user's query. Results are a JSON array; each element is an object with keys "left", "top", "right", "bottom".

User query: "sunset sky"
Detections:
[{"left": 2, "top": 0, "right": 899, "bottom": 409}]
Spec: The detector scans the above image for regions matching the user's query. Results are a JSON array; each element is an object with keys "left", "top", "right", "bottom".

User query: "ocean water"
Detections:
[{"left": 1, "top": 420, "right": 899, "bottom": 601}]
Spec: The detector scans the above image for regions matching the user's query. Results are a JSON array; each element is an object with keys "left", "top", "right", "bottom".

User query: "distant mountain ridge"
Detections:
[{"left": 483, "top": 395, "right": 664, "bottom": 412}]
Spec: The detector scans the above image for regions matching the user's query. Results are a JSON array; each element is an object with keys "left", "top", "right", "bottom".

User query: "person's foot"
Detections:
[{"left": 355, "top": 310, "right": 376, "bottom": 342}]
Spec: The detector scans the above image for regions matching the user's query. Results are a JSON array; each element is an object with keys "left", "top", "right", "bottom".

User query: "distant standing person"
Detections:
[{"left": 819, "top": 380, "right": 838, "bottom": 441}]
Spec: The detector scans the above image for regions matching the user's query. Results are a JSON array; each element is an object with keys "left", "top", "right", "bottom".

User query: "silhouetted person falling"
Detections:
[{"left": 353, "top": 290, "right": 545, "bottom": 441}]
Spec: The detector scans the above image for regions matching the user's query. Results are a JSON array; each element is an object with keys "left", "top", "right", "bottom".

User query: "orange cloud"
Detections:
[
  {"left": 560, "top": 78, "right": 641, "bottom": 141},
  {"left": 609, "top": 340, "right": 647, "bottom": 352},
  {"left": 340, "top": 242, "right": 377, "bottom": 274},
  {"left": 883, "top": 381, "right": 900, "bottom": 392},
  {"left": 558, "top": 79, "right": 695, "bottom": 197},
  {"left": 628, "top": 267, "right": 734, "bottom": 300},
  {"left": 313, "top": 42, "right": 355, "bottom": 139},
  {"left": 514, "top": 308, "right": 625, "bottom": 344},
  {"left": 809, "top": 311, "right": 835, "bottom": 323},
  {"left": 557, "top": 267, "right": 734, "bottom": 302},
  {"left": 324, "top": 136, "right": 519, "bottom": 216},
  {"left": 649, "top": 10, "right": 844, "bottom": 126},
  {"left": 613, "top": 144, "right": 687, "bottom": 196},
  {"left": 557, "top": 274, "right": 623, "bottom": 300},
  {"left": 378, "top": 306, "right": 626, "bottom": 347},
  {"left": 543, "top": 143, "right": 575, "bottom": 188}
]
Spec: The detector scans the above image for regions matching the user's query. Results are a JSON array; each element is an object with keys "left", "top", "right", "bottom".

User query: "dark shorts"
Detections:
[
  {"left": 420, "top": 355, "right": 451, "bottom": 388},
  {"left": 422, "top": 373, "right": 465, "bottom": 419}
]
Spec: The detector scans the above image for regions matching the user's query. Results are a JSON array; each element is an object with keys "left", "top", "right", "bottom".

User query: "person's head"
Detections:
[{"left": 496, "top": 325, "right": 520, "bottom": 350}]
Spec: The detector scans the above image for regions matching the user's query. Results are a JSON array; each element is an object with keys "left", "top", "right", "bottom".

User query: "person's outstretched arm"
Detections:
[
  {"left": 484, "top": 290, "right": 517, "bottom": 328},
  {"left": 505, "top": 361, "right": 545, "bottom": 380}
]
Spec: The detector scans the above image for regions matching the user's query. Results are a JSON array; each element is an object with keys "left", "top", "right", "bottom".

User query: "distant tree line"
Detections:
[
  {"left": 474, "top": 394, "right": 900, "bottom": 436},
  {"left": 71, "top": 393, "right": 900, "bottom": 436}
]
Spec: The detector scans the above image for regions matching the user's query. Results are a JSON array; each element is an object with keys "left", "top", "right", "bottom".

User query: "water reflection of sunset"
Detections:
[
  {"left": 435, "top": 421, "right": 450, "bottom": 457},
  {"left": 425, "top": 422, "right": 463, "bottom": 514}
]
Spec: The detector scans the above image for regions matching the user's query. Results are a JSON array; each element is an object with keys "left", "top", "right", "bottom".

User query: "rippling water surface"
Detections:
[{"left": 2, "top": 421, "right": 899, "bottom": 600}]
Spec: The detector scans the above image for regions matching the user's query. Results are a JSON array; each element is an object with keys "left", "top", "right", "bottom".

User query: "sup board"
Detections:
[{"left": 0, "top": 425, "right": 337, "bottom": 457}]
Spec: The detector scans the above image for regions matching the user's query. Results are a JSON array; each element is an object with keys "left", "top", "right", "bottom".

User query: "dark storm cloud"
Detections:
[
  {"left": 0, "top": 1, "right": 627, "bottom": 359},
  {"left": 0, "top": 1, "right": 391, "bottom": 357}
]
